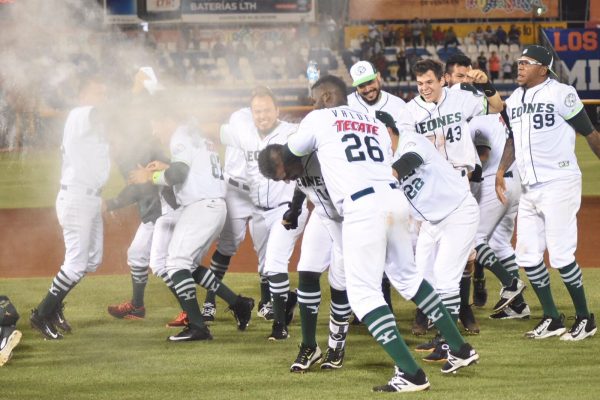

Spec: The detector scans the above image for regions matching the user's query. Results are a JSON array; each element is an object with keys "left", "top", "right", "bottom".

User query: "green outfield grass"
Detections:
[
  {"left": 1, "top": 135, "right": 598, "bottom": 209},
  {"left": 1, "top": 270, "right": 599, "bottom": 400}
]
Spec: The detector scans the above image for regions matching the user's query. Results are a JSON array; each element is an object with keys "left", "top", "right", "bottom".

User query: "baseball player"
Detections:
[
  {"left": 104, "top": 72, "right": 172, "bottom": 320},
  {"left": 496, "top": 45, "right": 600, "bottom": 340},
  {"left": 346, "top": 60, "right": 411, "bottom": 316},
  {"left": 401, "top": 59, "right": 525, "bottom": 337},
  {"left": 219, "top": 87, "right": 307, "bottom": 340},
  {"left": 30, "top": 75, "right": 110, "bottom": 340},
  {"left": 444, "top": 54, "right": 529, "bottom": 321},
  {"left": 128, "top": 100, "right": 254, "bottom": 341},
  {"left": 285, "top": 75, "right": 479, "bottom": 392},
  {"left": 258, "top": 145, "right": 352, "bottom": 372},
  {"left": 201, "top": 129, "right": 254, "bottom": 323},
  {"left": 0, "top": 296, "right": 22, "bottom": 366}
]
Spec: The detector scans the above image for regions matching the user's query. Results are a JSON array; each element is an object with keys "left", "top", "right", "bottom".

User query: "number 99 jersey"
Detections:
[
  {"left": 170, "top": 124, "right": 225, "bottom": 206},
  {"left": 288, "top": 106, "right": 395, "bottom": 216},
  {"left": 504, "top": 79, "right": 583, "bottom": 185},
  {"left": 393, "top": 132, "right": 470, "bottom": 223}
]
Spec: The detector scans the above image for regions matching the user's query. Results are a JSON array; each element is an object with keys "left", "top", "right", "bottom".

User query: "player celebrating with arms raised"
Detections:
[{"left": 496, "top": 45, "right": 600, "bottom": 340}]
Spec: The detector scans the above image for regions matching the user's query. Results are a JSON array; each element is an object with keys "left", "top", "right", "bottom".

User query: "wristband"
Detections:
[
  {"left": 152, "top": 170, "right": 167, "bottom": 185},
  {"left": 474, "top": 81, "right": 497, "bottom": 97}
]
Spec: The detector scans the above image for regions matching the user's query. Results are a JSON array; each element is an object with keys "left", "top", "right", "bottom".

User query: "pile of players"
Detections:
[{"left": 25, "top": 45, "right": 600, "bottom": 392}]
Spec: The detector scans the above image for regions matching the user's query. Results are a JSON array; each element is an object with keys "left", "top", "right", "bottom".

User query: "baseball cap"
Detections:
[
  {"left": 473, "top": 132, "right": 491, "bottom": 149},
  {"left": 519, "top": 45, "right": 558, "bottom": 77},
  {"left": 350, "top": 61, "right": 378, "bottom": 87}
]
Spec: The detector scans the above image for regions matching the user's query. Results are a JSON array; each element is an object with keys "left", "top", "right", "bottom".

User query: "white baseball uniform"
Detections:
[
  {"left": 401, "top": 86, "right": 485, "bottom": 177},
  {"left": 164, "top": 124, "right": 227, "bottom": 275},
  {"left": 216, "top": 110, "right": 254, "bottom": 257},
  {"left": 505, "top": 78, "right": 583, "bottom": 268},
  {"left": 295, "top": 152, "right": 345, "bottom": 291},
  {"left": 394, "top": 133, "right": 479, "bottom": 303},
  {"left": 56, "top": 106, "right": 110, "bottom": 282},
  {"left": 220, "top": 109, "right": 307, "bottom": 275},
  {"left": 288, "top": 106, "right": 421, "bottom": 320},
  {"left": 469, "top": 114, "right": 521, "bottom": 260},
  {"left": 347, "top": 89, "right": 412, "bottom": 130}
]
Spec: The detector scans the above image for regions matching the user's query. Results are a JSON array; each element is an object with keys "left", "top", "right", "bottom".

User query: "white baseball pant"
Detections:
[
  {"left": 216, "top": 184, "right": 253, "bottom": 256},
  {"left": 127, "top": 221, "right": 154, "bottom": 268},
  {"left": 149, "top": 208, "right": 182, "bottom": 277}
]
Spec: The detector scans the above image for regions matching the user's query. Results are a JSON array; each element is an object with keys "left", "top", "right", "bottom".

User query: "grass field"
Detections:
[
  {"left": 1, "top": 270, "right": 599, "bottom": 400},
  {"left": 0, "top": 134, "right": 599, "bottom": 209}
]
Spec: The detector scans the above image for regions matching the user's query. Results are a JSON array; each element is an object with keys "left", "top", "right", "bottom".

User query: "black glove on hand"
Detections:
[{"left": 282, "top": 206, "right": 302, "bottom": 230}]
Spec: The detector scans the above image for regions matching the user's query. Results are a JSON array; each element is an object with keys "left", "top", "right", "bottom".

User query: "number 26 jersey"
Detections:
[{"left": 288, "top": 106, "right": 395, "bottom": 216}]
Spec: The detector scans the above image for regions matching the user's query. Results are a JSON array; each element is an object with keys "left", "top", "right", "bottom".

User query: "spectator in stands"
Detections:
[
  {"left": 433, "top": 26, "right": 445, "bottom": 46},
  {"left": 396, "top": 50, "right": 408, "bottom": 82},
  {"left": 477, "top": 51, "right": 488, "bottom": 73},
  {"left": 212, "top": 37, "right": 226, "bottom": 60},
  {"left": 404, "top": 24, "right": 412, "bottom": 48},
  {"left": 424, "top": 19, "right": 433, "bottom": 47},
  {"left": 360, "top": 34, "right": 372, "bottom": 60},
  {"left": 485, "top": 25, "right": 498, "bottom": 45},
  {"left": 411, "top": 18, "right": 423, "bottom": 47},
  {"left": 496, "top": 26, "right": 508, "bottom": 45},
  {"left": 372, "top": 51, "right": 390, "bottom": 81},
  {"left": 382, "top": 23, "right": 394, "bottom": 47},
  {"left": 443, "top": 27, "right": 459, "bottom": 50},
  {"left": 488, "top": 51, "right": 500, "bottom": 81},
  {"left": 508, "top": 24, "right": 521, "bottom": 45},
  {"left": 474, "top": 26, "right": 486, "bottom": 45},
  {"left": 502, "top": 53, "right": 513, "bottom": 80},
  {"left": 368, "top": 22, "right": 381, "bottom": 42},
  {"left": 395, "top": 24, "right": 406, "bottom": 48}
]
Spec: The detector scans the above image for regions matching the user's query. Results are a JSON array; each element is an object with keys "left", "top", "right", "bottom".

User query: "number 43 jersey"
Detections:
[
  {"left": 288, "top": 106, "right": 395, "bottom": 216},
  {"left": 394, "top": 132, "right": 470, "bottom": 223},
  {"left": 401, "top": 86, "right": 484, "bottom": 172},
  {"left": 170, "top": 124, "right": 226, "bottom": 207},
  {"left": 505, "top": 78, "right": 582, "bottom": 185}
]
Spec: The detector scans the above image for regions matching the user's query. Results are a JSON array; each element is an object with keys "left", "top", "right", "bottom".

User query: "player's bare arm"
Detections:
[
  {"left": 495, "top": 137, "right": 515, "bottom": 204},
  {"left": 467, "top": 69, "right": 503, "bottom": 113},
  {"left": 584, "top": 131, "right": 600, "bottom": 159},
  {"left": 146, "top": 160, "right": 170, "bottom": 171}
]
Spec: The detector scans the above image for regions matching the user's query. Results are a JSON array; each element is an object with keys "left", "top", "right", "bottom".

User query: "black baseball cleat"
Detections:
[
  {"left": 412, "top": 308, "right": 430, "bottom": 336},
  {"left": 560, "top": 313, "right": 597, "bottom": 341},
  {"left": 373, "top": 367, "right": 430, "bottom": 392},
  {"left": 320, "top": 347, "right": 345, "bottom": 370},
  {"left": 30, "top": 309, "right": 63, "bottom": 340},
  {"left": 229, "top": 295, "right": 255, "bottom": 331},
  {"left": 415, "top": 333, "right": 443, "bottom": 353},
  {"left": 290, "top": 343, "right": 322, "bottom": 373},
  {"left": 441, "top": 343, "right": 479, "bottom": 374},
  {"left": 285, "top": 290, "right": 298, "bottom": 326},
  {"left": 49, "top": 303, "right": 72, "bottom": 333},
  {"left": 492, "top": 278, "right": 526, "bottom": 312},
  {"left": 268, "top": 321, "right": 289, "bottom": 341},
  {"left": 168, "top": 325, "right": 213, "bottom": 342},
  {"left": 459, "top": 304, "right": 480, "bottom": 334},
  {"left": 422, "top": 341, "right": 449, "bottom": 363},
  {"left": 0, "top": 326, "right": 22, "bottom": 366}
]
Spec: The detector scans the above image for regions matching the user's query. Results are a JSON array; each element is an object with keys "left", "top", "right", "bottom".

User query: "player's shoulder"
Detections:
[
  {"left": 229, "top": 107, "right": 253, "bottom": 125},
  {"left": 381, "top": 90, "right": 408, "bottom": 107}
]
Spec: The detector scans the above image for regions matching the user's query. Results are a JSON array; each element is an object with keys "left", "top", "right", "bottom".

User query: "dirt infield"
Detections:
[{"left": 1, "top": 197, "right": 599, "bottom": 278}]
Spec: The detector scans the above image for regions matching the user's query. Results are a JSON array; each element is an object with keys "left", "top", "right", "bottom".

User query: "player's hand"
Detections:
[
  {"left": 495, "top": 171, "right": 508, "bottom": 204},
  {"left": 146, "top": 160, "right": 169, "bottom": 171},
  {"left": 281, "top": 207, "right": 301, "bottom": 230},
  {"left": 467, "top": 69, "right": 489, "bottom": 84},
  {"left": 128, "top": 166, "right": 153, "bottom": 184}
]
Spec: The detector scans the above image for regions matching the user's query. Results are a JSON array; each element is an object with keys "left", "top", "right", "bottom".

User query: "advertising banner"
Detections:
[
  {"left": 349, "top": 0, "right": 559, "bottom": 21},
  {"left": 181, "top": 0, "right": 315, "bottom": 23},
  {"left": 544, "top": 28, "right": 600, "bottom": 98}
]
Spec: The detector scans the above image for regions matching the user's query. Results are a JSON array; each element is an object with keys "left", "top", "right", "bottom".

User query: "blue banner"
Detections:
[{"left": 544, "top": 28, "right": 600, "bottom": 98}]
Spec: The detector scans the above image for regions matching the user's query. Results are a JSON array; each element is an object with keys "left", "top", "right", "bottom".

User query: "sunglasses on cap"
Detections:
[{"left": 517, "top": 58, "right": 543, "bottom": 66}]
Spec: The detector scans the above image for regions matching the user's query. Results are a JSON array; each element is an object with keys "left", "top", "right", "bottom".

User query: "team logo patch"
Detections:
[
  {"left": 357, "top": 65, "right": 366, "bottom": 74},
  {"left": 565, "top": 93, "right": 576, "bottom": 108}
]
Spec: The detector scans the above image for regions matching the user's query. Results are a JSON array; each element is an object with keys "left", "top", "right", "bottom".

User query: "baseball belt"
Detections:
[
  {"left": 351, "top": 182, "right": 399, "bottom": 201},
  {"left": 60, "top": 184, "right": 102, "bottom": 197}
]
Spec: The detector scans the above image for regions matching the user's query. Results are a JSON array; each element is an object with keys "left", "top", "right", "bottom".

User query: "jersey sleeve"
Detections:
[
  {"left": 170, "top": 128, "right": 194, "bottom": 166},
  {"left": 288, "top": 111, "right": 319, "bottom": 156},
  {"left": 461, "top": 89, "right": 488, "bottom": 118},
  {"left": 556, "top": 84, "right": 584, "bottom": 121}
]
